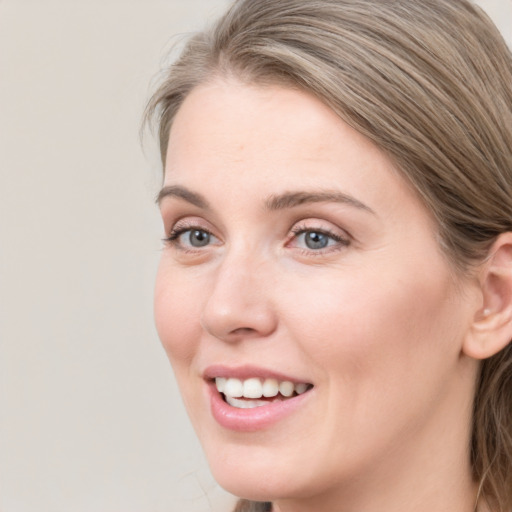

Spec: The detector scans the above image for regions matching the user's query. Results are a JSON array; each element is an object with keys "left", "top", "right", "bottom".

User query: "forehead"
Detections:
[
  {"left": 164, "top": 79, "right": 435, "bottom": 225},
  {"left": 166, "top": 78, "right": 396, "bottom": 186},
  {"left": 166, "top": 79, "right": 339, "bottom": 160}
]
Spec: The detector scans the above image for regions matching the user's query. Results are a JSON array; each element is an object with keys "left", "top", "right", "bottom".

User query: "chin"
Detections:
[
  {"left": 213, "top": 468, "right": 294, "bottom": 503},
  {"left": 202, "top": 439, "right": 321, "bottom": 503}
]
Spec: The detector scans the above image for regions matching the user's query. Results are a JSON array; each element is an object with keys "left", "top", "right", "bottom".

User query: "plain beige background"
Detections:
[{"left": 0, "top": 1, "right": 510, "bottom": 511}]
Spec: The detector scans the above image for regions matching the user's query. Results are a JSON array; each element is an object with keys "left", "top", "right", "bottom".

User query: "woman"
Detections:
[{"left": 145, "top": 1, "right": 512, "bottom": 511}]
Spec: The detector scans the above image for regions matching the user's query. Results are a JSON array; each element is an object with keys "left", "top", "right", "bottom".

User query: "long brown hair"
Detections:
[{"left": 145, "top": 1, "right": 512, "bottom": 510}]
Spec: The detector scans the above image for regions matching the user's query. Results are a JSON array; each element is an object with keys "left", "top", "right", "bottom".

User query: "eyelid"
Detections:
[{"left": 164, "top": 216, "right": 213, "bottom": 236}]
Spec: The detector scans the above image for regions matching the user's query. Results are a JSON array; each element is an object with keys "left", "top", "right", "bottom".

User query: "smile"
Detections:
[
  {"left": 204, "top": 366, "right": 314, "bottom": 430},
  {"left": 215, "top": 377, "right": 312, "bottom": 408}
]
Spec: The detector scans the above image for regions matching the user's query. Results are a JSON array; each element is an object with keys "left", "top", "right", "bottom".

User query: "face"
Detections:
[{"left": 155, "top": 79, "right": 480, "bottom": 505}]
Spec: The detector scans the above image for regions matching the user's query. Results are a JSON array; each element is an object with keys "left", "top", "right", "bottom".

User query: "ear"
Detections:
[{"left": 463, "top": 232, "right": 512, "bottom": 360}]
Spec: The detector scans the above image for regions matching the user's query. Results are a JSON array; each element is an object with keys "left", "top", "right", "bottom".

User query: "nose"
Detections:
[{"left": 200, "top": 252, "right": 278, "bottom": 342}]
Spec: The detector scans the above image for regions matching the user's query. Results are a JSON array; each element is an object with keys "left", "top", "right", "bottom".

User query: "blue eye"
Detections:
[
  {"left": 185, "top": 229, "right": 211, "bottom": 247},
  {"left": 165, "top": 227, "right": 216, "bottom": 249},
  {"left": 291, "top": 227, "right": 349, "bottom": 252},
  {"left": 300, "top": 231, "right": 330, "bottom": 250}
]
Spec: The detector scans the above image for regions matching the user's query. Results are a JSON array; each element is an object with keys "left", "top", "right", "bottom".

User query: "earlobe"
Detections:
[{"left": 463, "top": 233, "right": 512, "bottom": 360}]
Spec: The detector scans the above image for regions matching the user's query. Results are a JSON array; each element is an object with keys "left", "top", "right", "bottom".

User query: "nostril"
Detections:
[{"left": 231, "top": 327, "right": 257, "bottom": 335}]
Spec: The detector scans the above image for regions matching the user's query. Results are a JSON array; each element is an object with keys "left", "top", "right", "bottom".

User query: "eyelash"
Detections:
[
  {"left": 163, "top": 222, "right": 216, "bottom": 252},
  {"left": 289, "top": 224, "right": 350, "bottom": 254},
  {"left": 163, "top": 222, "right": 350, "bottom": 254}
]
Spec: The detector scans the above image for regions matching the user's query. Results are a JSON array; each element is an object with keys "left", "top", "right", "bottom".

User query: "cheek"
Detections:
[
  {"left": 271, "top": 260, "right": 468, "bottom": 476},
  {"left": 154, "top": 260, "right": 202, "bottom": 367},
  {"left": 281, "top": 256, "right": 463, "bottom": 392}
]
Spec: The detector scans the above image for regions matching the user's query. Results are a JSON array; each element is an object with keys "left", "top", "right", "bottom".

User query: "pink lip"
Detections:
[
  {"left": 203, "top": 364, "right": 310, "bottom": 384},
  {"left": 203, "top": 365, "right": 314, "bottom": 432}
]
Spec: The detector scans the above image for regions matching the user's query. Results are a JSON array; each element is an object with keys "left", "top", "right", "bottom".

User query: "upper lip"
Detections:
[{"left": 203, "top": 364, "right": 312, "bottom": 384}]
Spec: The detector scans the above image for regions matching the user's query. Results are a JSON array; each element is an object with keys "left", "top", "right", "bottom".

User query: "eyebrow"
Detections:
[
  {"left": 156, "top": 185, "right": 210, "bottom": 209},
  {"left": 265, "top": 190, "right": 375, "bottom": 213},
  {"left": 157, "top": 185, "right": 374, "bottom": 214}
]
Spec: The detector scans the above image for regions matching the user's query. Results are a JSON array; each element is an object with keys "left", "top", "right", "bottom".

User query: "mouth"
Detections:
[
  {"left": 214, "top": 376, "right": 314, "bottom": 409},
  {"left": 204, "top": 366, "right": 315, "bottom": 430}
]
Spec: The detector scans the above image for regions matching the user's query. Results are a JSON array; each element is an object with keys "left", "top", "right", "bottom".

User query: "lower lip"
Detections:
[{"left": 208, "top": 382, "right": 312, "bottom": 432}]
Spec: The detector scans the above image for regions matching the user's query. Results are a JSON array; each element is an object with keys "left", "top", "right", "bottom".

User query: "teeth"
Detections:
[
  {"left": 279, "top": 381, "right": 294, "bottom": 397},
  {"left": 243, "top": 378, "right": 263, "bottom": 398},
  {"left": 295, "top": 383, "right": 308, "bottom": 395},
  {"left": 223, "top": 378, "right": 243, "bottom": 397},
  {"left": 225, "top": 396, "right": 269, "bottom": 408},
  {"left": 215, "top": 377, "right": 311, "bottom": 400},
  {"left": 262, "top": 378, "right": 279, "bottom": 397},
  {"left": 215, "top": 377, "right": 227, "bottom": 393}
]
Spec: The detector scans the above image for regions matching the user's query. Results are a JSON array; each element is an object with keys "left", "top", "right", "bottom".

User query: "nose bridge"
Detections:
[{"left": 200, "top": 244, "right": 276, "bottom": 341}]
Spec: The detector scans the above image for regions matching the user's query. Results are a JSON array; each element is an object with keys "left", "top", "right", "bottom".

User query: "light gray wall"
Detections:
[{"left": 0, "top": 1, "right": 510, "bottom": 511}]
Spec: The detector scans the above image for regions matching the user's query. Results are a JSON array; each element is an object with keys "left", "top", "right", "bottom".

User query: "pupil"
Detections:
[
  {"left": 306, "top": 232, "right": 328, "bottom": 249},
  {"left": 190, "top": 230, "right": 210, "bottom": 247}
]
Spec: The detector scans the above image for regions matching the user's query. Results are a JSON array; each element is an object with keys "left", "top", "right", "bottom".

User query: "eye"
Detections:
[
  {"left": 164, "top": 225, "right": 219, "bottom": 250},
  {"left": 297, "top": 231, "right": 333, "bottom": 250},
  {"left": 181, "top": 229, "right": 211, "bottom": 247},
  {"left": 289, "top": 224, "right": 350, "bottom": 253}
]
